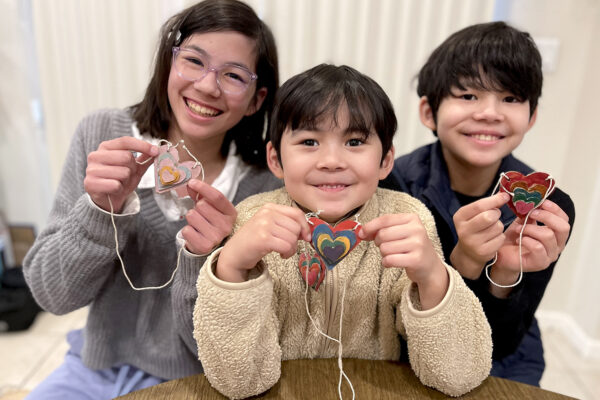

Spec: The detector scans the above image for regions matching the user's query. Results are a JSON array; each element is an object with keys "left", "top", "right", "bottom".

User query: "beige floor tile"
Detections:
[
  {"left": 0, "top": 308, "right": 88, "bottom": 391},
  {"left": 0, "top": 389, "right": 29, "bottom": 400},
  {"left": 0, "top": 331, "right": 62, "bottom": 388},
  {"left": 21, "top": 335, "right": 69, "bottom": 391},
  {"left": 28, "top": 308, "right": 88, "bottom": 335}
]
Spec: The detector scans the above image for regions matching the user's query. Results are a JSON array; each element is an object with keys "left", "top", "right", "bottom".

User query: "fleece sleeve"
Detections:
[
  {"left": 399, "top": 265, "right": 492, "bottom": 397},
  {"left": 395, "top": 195, "right": 492, "bottom": 397},
  {"left": 193, "top": 249, "right": 282, "bottom": 399}
]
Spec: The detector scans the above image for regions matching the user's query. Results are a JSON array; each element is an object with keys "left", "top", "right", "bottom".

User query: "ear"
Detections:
[
  {"left": 527, "top": 107, "right": 538, "bottom": 131},
  {"left": 378, "top": 145, "right": 395, "bottom": 180},
  {"left": 245, "top": 87, "right": 268, "bottom": 116},
  {"left": 266, "top": 141, "right": 284, "bottom": 179},
  {"left": 418, "top": 96, "right": 436, "bottom": 131}
]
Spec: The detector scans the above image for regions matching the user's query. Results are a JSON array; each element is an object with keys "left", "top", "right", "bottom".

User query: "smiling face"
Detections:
[
  {"left": 420, "top": 84, "right": 537, "bottom": 176},
  {"left": 267, "top": 106, "right": 394, "bottom": 223},
  {"left": 167, "top": 31, "right": 267, "bottom": 146}
]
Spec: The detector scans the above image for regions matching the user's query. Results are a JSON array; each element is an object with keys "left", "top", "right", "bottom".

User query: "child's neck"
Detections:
[{"left": 299, "top": 203, "right": 362, "bottom": 226}]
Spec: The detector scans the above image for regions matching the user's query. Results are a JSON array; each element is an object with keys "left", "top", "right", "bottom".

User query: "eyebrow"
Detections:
[
  {"left": 291, "top": 126, "right": 371, "bottom": 137},
  {"left": 183, "top": 44, "right": 253, "bottom": 71}
]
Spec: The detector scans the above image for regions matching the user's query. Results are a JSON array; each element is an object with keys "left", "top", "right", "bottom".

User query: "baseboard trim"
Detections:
[{"left": 536, "top": 310, "right": 600, "bottom": 359}]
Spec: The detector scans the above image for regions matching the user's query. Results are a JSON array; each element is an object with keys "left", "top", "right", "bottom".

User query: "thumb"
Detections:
[{"left": 358, "top": 223, "right": 377, "bottom": 241}]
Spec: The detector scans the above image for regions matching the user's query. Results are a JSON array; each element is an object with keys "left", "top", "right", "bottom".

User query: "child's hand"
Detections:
[
  {"left": 84, "top": 137, "right": 158, "bottom": 212},
  {"left": 181, "top": 179, "right": 237, "bottom": 255},
  {"left": 491, "top": 199, "right": 570, "bottom": 288},
  {"left": 216, "top": 204, "right": 311, "bottom": 283},
  {"left": 450, "top": 193, "right": 510, "bottom": 279},
  {"left": 360, "top": 213, "right": 448, "bottom": 309}
]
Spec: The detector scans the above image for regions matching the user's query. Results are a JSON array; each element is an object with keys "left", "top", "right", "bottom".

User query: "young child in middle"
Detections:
[{"left": 193, "top": 64, "right": 492, "bottom": 399}]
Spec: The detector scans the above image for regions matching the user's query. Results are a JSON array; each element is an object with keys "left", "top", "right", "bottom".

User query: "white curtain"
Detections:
[{"left": 31, "top": 0, "right": 495, "bottom": 186}]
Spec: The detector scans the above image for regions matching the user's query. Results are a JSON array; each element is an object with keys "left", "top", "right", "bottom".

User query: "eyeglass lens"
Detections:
[{"left": 173, "top": 48, "right": 255, "bottom": 94}]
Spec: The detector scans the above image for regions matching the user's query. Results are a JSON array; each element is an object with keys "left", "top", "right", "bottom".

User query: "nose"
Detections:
[
  {"left": 316, "top": 143, "right": 347, "bottom": 171},
  {"left": 192, "top": 69, "right": 221, "bottom": 97},
  {"left": 473, "top": 95, "right": 504, "bottom": 122}
]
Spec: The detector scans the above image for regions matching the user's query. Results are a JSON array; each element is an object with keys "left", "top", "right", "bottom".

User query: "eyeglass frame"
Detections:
[{"left": 171, "top": 46, "right": 258, "bottom": 94}]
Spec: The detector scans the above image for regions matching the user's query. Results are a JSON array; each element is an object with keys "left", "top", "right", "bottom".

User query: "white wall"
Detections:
[
  {"left": 0, "top": 0, "right": 51, "bottom": 232},
  {"left": 503, "top": 0, "right": 600, "bottom": 352}
]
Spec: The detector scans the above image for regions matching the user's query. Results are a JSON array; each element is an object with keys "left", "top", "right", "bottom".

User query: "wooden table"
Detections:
[{"left": 117, "top": 358, "right": 576, "bottom": 399}]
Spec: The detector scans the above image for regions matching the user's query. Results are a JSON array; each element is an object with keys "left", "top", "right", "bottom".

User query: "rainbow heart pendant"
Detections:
[
  {"left": 298, "top": 252, "right": 326, "bottom": 290},
  {"left": 499, "top": 171, "right": 556, "bottom": 218},
  {"left": 154, "top": 145, "right": 202, "bottom": 196},
  {"left": 307, "top": 217, "right": 362, "bottom": 270}
]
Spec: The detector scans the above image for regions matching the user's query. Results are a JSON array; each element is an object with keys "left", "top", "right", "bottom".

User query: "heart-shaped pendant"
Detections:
[
  {"left": 308, "top": 217, "right": 362, "bottom": 269},
  {"left": 499, "top": 171, "right": 556, "bottom": 218},
  {"left": 298, "top": 252, "right": 326, "bottom": 291},
  {"left": 154, "top": 145, "right": 202, "bottom": 195}
]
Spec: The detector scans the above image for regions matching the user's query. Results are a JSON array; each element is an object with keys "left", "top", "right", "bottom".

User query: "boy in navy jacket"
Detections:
[{"left": 381, "top": 21, "right": 574, "bottom": 386}]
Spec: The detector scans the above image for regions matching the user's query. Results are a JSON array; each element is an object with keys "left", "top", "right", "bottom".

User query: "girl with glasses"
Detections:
[{"left": 23, "top": 0, "right": 280, "bottom": 398}]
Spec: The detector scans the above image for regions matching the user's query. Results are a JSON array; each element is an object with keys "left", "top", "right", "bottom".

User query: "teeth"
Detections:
[
  {"left": 186, "top": 100, "right": 219, "bottom": 117},
  {"left": 320, "top": 184, "right": 345, "bottom": 189},
  {"left": 472, "top": 134, "right": 498, "bottom": 142}
]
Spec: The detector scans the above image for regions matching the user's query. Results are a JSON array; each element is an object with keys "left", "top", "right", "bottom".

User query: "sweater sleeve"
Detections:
[
  {"left": 22, "top": 111, "right": 138, "bottom": 314},
  {"left": 170, "top": 234, "right": 210, "bottom": 356},
  {"left": 193, "top": 249, "right": 282, "bottom": 399}
]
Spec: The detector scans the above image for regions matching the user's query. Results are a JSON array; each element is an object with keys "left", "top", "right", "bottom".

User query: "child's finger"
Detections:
[
  {"left": 359, "top": 213, "right": 413, "bottom": 241},
  {"left": 100, "top": 136, "right": 159, "bottom": 157},
  {"left": 536, "top": 200, "right": 569, "bottom": 221},
  {"left": 515, "top": 223, "right": 561, "bottom": 261},
  {"left": 454, "top": 192, "right": 510, "bottom": 222},
  {"left": 187, "top": 179, "right": 236, "bottom": 217},
  {"left": 263, "top": 204, "right": 311, "bottom": 242},
  {"left": 518, "top": 207, "right": 570, "bottom": 251},
  {"left": 518, "top": 236, "right": 552, "bottom": 271}
]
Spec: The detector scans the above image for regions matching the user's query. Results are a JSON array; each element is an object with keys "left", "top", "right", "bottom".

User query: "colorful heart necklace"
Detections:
[
  {"left": 298, "top": 211, "right": 362, "bottom": 290},
  {"left": 485, "top": 171, "right": 556, "bottom": 288},
  {"left": 154, "top": 139, "right": 204, "bottom": 198},
  {"left": 499, "top": 171, "right": 556, "bottom": 218},
  {"left": 299, "top": 210, "right": 358, "bottom": 397}
]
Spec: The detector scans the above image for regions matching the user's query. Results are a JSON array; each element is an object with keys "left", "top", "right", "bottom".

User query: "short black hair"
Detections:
[
  {"left": 418, "top": 21, "right": 542, "bottom": 122},
  {"left": 269, "top": 64, "right": 396, "bottom": 163}
]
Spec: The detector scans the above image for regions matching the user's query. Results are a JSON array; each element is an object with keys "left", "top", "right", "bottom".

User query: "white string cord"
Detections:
[
  {"left": 108, "top": 195, "right": 182, "bottom": 291},
  {"left": 303, "top": 266, "right": 355, "bottom": 400},
  {"left": 302, "top": 208, "right": 357, "bottom": 400},
  {"left": 104, "top": 139, "right": 205, "bottom": 291},
  {"left": 485, "top": 173, "right": 555, "bottom": 288}
]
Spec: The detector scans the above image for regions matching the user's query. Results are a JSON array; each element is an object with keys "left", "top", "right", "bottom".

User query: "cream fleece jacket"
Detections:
[{"left": 193, "top": 188, "right": 492, "bottom": 398}]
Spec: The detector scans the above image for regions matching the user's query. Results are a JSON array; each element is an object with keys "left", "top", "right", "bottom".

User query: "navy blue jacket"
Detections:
[{"left": 380, "top": 141, "right": 575, "bottom": 359}]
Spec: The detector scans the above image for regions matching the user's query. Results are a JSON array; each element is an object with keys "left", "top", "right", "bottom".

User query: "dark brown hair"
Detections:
[
  {"left": 270, "top": 64, "right": 396, "bottom": 164},
  {"left": 131, "top": 0, "right": 279, "bottom": 167}
]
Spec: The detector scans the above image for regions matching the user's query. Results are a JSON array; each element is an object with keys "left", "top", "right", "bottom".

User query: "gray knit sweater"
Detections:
[{"left": 23, "top": 108, "right": 282, "bottom": 379}]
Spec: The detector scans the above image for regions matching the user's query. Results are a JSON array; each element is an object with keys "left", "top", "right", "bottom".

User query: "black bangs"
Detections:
[
  {"left": 286, "top": 83, "right": 374, "bottom": 137},
  {"left": 417, "top": 21, "right": 542, "bottom": 120},
  {"left": 270, "top": 64, "right": 396, "bottom": 161}
]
